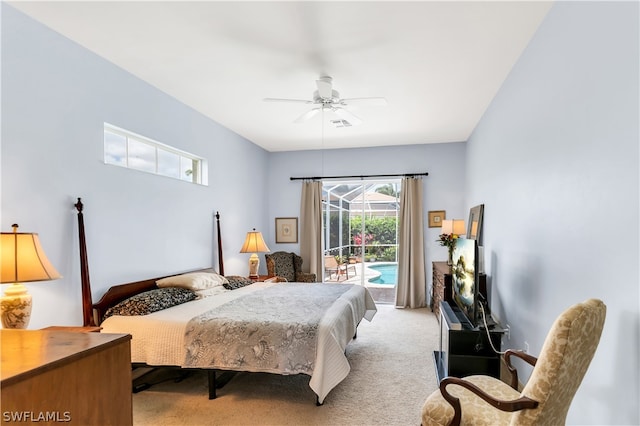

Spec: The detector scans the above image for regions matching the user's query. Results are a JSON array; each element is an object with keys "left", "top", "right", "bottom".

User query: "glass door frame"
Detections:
[{"left": 321, "top": 179, "right": 401, "bottom": 286}]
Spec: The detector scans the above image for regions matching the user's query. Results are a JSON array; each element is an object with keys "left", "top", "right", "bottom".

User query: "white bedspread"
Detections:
[{"left": 101, "top": 282, "right": 376, "bottom": 403}]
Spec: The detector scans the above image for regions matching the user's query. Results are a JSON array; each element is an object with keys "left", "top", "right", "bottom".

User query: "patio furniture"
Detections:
[{"left": 324, "top": 256, "right": 357, "bottom": 281}]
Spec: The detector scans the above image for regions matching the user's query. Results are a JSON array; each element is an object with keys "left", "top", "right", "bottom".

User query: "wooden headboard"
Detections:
[
  {"left": 90, "top": 268, "right": 214, "bottom": 326},
  {"left": 75, "top": 200, "right": 225, "bottom": 325}
]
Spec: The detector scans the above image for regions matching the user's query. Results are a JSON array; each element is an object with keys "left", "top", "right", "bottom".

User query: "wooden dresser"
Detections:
[
  {"left": 1, "top": 329, "right": 132, "bottom": 426},
  {"left": 432, "top": 261, "right": 452, "bottom": 321}
]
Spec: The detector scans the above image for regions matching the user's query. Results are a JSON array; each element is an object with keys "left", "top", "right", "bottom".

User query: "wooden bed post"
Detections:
[
  {"left": 75, "top": 198, "right": 96, "bottom": 327},
  {"left": 216, "top": 211, "right": 224, "bottom": 276}
]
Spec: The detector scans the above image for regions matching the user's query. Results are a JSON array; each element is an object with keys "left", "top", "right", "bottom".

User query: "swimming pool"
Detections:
[{"left": 368, "top": 263, "right": 398, "bottom": 286}]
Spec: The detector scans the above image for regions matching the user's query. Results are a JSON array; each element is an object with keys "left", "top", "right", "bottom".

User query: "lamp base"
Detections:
[
  {"left": 248, "top": 253, "right": 260, "bottom": 279},
  {"left": 1, "top": 283, "right": 32, "bottom": 329}
]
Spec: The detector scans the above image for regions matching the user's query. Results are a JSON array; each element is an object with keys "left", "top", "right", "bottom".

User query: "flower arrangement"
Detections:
[
  {"left": 437, "top": 233, "right": 459, "bottom": 249},
  {"left": 437, "top": 233, "right": 460, "bottom": 264}
]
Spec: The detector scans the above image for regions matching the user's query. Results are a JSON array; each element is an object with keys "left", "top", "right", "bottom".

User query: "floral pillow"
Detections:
[
  {"left": 223, "top": 276, "right": 254, "bottom": 290},
  {"left": 103, "top": 287, "right": 197, "bottom": 319}
]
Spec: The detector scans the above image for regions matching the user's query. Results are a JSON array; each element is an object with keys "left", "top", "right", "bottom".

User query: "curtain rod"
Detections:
[{"left": 290, "top": 172, "right": 428, "bottom": 181}]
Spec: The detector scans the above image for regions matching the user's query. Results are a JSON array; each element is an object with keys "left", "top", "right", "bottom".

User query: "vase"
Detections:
[{"left": 447, "top": 246, "right": 454, "bottom": 266}]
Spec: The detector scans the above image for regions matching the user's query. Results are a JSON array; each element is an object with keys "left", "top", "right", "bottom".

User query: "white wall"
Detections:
[
  {"left": 1, "top": 4, "right": 270, "bottom": 329},
  {"left": 466, "top": 2, "right": 639, "bottom": 424},
  {"left": 267, "top": 143, "right": 467, "bottom": 290}
]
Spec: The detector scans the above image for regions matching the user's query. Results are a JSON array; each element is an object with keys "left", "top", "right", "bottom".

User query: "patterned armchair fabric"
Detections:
[
  {"left": 265, "top": 251, "right": 316, "bottom": 283},
  {"left": 421, "top": 298, "right": 606, "bottom": 426}
]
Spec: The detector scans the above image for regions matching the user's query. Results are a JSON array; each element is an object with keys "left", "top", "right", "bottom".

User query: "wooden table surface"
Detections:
[{"left": 1, "top": 329, "right": 129, "bottom": 385}]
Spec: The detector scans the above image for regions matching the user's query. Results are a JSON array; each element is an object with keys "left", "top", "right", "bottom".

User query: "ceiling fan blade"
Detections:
[
  {"left": 294, "top": 107, "right": 321, "bottom": 124},
  {"left": 316, "top": 77, "right": 333, "bottom": 99},
  {"left": 332, "top": 107, "right": 362, "bottom": 126},
  {"left": 341, "top": 97, "right": 388, "bottom": 107},
  {"left": 263, "top": 98, "right": 313, "bottom": 104}
]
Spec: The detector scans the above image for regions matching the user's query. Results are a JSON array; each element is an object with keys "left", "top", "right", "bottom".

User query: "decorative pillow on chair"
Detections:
[
  {"left": 223, "top": 276, "right": 255, "bottom": 290},
  {"left": 265, "top": 252, "right": 297, "bottom": 282},
  {"left": 103, "top": 287, "right": 197, "bottom": 319}
]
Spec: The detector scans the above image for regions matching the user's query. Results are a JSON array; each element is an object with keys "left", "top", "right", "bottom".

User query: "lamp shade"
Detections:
[
  {"left": 440, "top": 219, "right": 453, "bottom": 234},
  {"left": 452, "top": 219, "right": 466, "bottom": 236},
  {"left": 440, "top": 219, "right": 465, "bottom": 236},
  {"left": 239, "top": 229, "right": 270, "bottom": 254},
  {"left": 1, "top": 231, "right": 61, "bottom": 283},
  {"left": 1, "top": 225, "right": 61, "bottom": 329}
]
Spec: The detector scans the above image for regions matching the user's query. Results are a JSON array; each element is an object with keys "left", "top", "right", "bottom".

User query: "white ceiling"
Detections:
[{"left": 9, "top": 1, "right": 553, "bottom": 152}]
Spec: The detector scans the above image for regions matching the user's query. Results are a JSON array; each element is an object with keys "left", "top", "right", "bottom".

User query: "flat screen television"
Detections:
[{"left": 451, "top": 238, "right": 480, "bottom": 328}]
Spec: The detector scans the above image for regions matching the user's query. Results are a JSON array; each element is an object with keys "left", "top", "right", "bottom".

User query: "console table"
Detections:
[
  {"left": 434, "top": 301, "right": 505, "bottom": 382},
  {"left": 1, "top": 329, "right": 132, "bottom": 425}
]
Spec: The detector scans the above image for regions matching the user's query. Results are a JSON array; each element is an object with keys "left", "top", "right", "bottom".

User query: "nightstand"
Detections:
[{"left": 42, "top": 326, "right": 102, "bottom": 333}]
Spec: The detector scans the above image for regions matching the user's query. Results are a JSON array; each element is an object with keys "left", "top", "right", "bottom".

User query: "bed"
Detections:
[{"left": 85, "top": 210, "right": 376, "bottom": 404}]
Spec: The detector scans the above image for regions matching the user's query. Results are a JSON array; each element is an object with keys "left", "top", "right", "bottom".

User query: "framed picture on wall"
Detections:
[
  {"left": 428, "top": 210, "right": 446, "bottom": 228},
  {"left": 466, "top": 204, "right": 484, "bottom": 244},
  {"left": 275, "top": 217, "right": 298, "bottom": 243}
]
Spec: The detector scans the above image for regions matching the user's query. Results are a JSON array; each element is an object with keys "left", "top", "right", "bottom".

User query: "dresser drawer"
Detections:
[{"left": 432, "top": 261, "right": 451, "bottom": 322}]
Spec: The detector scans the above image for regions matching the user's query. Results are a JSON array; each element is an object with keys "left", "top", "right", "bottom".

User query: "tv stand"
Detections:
[{"left": 433, "top": 301, "right": 505, "bottom": 382}]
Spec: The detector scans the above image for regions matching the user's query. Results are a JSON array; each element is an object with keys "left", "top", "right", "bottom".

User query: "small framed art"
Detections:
[
  {"left": 275, "top": 217, "right": 298, "bottom": 243},
  {"left": 428, "top": 210, "right": 446, "bottom": 228}
]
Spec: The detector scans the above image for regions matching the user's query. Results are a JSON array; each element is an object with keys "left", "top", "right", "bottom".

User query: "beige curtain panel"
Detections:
[
  {"left": 395, "top": 177, "right": 427, "bottom": 308},
  {"left": 299, "top": 181, "right": 323, "bottom": 280}
]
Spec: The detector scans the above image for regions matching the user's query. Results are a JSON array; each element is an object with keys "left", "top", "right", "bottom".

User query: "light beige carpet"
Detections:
[{"left": 133, "top": 304, "right": 440, "bottom": 426}]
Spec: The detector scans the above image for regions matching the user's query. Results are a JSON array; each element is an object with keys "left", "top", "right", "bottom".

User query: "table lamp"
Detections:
[
  {"left": 441, "top": 219, "right": 466, "bottom": 236},
  {"left": 239, "top": 229, "right": 270, "bottom": 279},
  {"left": 1, "top": 224, "right": 61, "bottom": 329}
]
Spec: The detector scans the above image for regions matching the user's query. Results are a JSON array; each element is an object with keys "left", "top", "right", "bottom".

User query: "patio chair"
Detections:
[{"left": 324, "top": 256, "right": 357, "bottom": 281}]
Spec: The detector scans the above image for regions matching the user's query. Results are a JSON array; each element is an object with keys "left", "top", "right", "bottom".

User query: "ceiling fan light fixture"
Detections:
[
  {"left": 264, "top": 76, "right": 385, "bottom": 125},
  {"left": 332, "top": 106, "right": 362, "bottom": 126},
  {"left": 331, "top": 119, "right": 353, "bottom": 128},
  {"left": 294, "top": 107, "right": 321, "bottom": 124}
]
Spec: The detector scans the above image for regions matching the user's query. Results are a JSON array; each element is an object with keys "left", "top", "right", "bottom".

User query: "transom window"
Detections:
[{"left": 104, "top": 123, "right": 207, "bottom": 185}]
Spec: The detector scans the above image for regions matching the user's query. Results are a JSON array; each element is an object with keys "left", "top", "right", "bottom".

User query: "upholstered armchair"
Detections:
[
  {"left": 264, "top": 251, "right": 316, "bottom": 283},
  {"left": 421, "top": 298, "right": 606, "bottom": 426}
]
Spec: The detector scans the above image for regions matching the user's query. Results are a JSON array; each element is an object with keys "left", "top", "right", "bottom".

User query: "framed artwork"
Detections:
[
  {"left": 466, "top": 204, "right": 484, "bottom": 244},
  {"left": 428, "top": 210, "right": 446, "bottom": 228},
  {"left": 275, "top": 217, "right": 298, "bottom": 243}
]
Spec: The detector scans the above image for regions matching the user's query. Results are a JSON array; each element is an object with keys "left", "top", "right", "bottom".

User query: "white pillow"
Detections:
[
  {"left": 193, "top": 286, "right": 229, "bottom": 299},
  {"left": 156, "top": 272, "right": 228, "bottom": 291}
]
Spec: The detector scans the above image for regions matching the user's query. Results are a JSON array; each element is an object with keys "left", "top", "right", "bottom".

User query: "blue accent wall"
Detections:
[
  {"left": 465, "top": 2, "right": 639, "bottom": 423},
  {"left": 1, "top": 4, "right": 270, "bottom": 326}
]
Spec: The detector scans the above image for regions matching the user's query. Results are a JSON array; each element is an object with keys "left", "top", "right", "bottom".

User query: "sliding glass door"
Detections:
[{"left": 322, "top": 180, "right": 400, "bottom": 301}]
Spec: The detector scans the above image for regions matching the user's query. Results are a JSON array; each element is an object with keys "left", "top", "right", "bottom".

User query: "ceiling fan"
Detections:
[{"left": 263, "top": 76, "right": 387, "bottom": 126}]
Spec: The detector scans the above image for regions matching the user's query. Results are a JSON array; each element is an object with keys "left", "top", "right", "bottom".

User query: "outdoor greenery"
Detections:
[
  {"left": 325, "top": 210, "right": 350, "bottom": 256},
  {"left": 323, "top": 184, "right": 400, "bottom": 263},
  {"left": 350, "top": 216, "right": 397, "bottom": 261},
  {"left": 375, "top": 183, "right": 399, "bottom": 197},
  {"left": 350, "top": 216, "right": 397, "bottom": 244}
]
